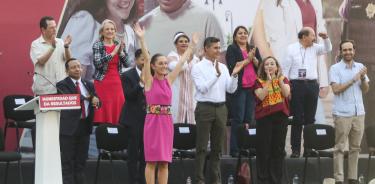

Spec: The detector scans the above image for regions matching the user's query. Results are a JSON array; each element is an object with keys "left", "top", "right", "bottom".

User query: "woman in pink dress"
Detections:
[
  {"left": 92, "top": 19, "right": 130, "bottom": 124},
  {"left": 133, "top": 23, "right": 199, "bottom": 184}
]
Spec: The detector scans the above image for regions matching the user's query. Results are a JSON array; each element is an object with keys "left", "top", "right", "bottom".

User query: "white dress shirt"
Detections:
[
  {"left": 283, "top": 38, "right": 332, "bottom": 80},
  {"left": 261, "top": 0, "right": 329, "bottom": 87},
  {"left": 70, "top": 78, "right": 89, "bottom": 117},
  {"left": 191, "top": 57, "right": 238, "bottom": 103}
]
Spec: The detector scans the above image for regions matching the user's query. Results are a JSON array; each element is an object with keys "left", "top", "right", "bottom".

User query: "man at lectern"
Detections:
[
  {"left": 29, "top": 16, "right": 73, "bottom": 184},
  {"left": 30, "top": 16, "right": 72, "bottom": 95},
  {"left": 57, "top": 58, "right": 100, "bottom": 184}
]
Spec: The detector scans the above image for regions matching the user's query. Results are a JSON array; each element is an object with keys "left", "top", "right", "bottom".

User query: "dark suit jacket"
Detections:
[
  {"left": 226, "top": 43, "right": 261, "bottom": 90},
  {"left": 119, "top": 67, "right": 146, "bottom": 128},
  {"left": 57, "top": 77, "right": 97, "bottom": 136}
]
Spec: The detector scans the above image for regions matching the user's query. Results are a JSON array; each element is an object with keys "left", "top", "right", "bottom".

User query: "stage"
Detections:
[{"left": 1, "top": 155, "right": 375, "bottom": 184}]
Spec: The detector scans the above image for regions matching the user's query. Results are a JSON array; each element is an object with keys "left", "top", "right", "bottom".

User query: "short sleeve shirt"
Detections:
[
  {"left": 329, "top": 60, "right": 370, "bottom": 117},
  {"left": 30, "top": 36, "right": 66, "bottom": 95}
]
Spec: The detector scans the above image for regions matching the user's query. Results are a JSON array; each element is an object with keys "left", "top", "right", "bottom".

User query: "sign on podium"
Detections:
[{"left": 15, "top": 94, "right": 80, "bottom": 184}]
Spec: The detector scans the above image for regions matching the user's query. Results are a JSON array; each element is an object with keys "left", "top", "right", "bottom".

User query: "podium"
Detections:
[{"left": 15, "top": 94, "right": 80, "bottom": 184}]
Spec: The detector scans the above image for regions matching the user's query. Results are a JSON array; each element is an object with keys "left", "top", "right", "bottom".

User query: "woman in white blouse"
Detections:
[{"left": 167, "top": 32, "right": 200, "bottom": 124}]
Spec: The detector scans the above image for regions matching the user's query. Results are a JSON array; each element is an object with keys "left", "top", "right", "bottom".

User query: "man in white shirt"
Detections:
[
  {"left": 191, "top": 37, "right": 241, "bottom": 184},
  {"left": 30, "top": 16, "right": 72, "bottom": 95},
  {"left": 283, "top": 27, "right": 332, "bottom": 158},
  {"left": 330, "top": 40, "right": 369, "bottom": 184}
]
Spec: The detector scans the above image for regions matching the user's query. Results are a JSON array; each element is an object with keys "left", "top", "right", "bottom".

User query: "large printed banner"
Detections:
[
  {"left": 57, "top": 0, "right": 260, "bottom": 80},
  {"left": 1, "top": 0, "right": 374, "bottom": 151}
]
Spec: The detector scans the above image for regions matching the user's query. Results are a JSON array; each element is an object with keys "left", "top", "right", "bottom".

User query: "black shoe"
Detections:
[
  {"left": 290, "top": 151, "right": 300, "bottom": 158},
  {"left": 348, "top": 179, "right": 359, "bottom": 184}
]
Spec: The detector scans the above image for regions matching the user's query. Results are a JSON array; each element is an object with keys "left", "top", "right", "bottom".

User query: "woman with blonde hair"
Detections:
[
  {"left": 61, "top": 0, "right": 138, "bottom": 81},
  {"left": 92, "top": 19, "right": 130, "bottom": 124}
]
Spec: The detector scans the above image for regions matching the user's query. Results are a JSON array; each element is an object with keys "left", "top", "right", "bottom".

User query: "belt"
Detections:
[
  {"left": 147, "top": 104, "right": 171, "bottom": 115},
  {"left": 197, "top": 101, "right": 225, "bottom": 107},
  {"left": 290, "top": 79, "right": 317, "bottom": 84}
]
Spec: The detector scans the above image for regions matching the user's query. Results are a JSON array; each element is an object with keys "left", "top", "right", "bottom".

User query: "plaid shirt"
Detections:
[{"left": 92, "top": 40, "right": 130, "bottom": 80}]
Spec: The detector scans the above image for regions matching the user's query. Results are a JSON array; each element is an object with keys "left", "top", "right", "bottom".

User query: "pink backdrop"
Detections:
[{"left": 0, "top": 0, "right": 65, "bottom": 150}]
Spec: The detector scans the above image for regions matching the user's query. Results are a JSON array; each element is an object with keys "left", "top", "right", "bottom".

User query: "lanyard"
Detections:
[{"left": 300, "top": 47, "right": 307, "bottom": 66}]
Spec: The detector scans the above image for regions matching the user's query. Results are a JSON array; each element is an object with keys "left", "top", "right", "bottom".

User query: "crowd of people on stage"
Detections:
[{"left": 30, "top": 7, "right": 369, "bottom": 184}]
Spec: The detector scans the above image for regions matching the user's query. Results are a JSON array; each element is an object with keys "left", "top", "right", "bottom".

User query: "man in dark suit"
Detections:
[
  {"left": 119, "top": 49, "right": 146, "bottom": 184},
  {"left": 57, "top": 58, "right": 100, "bottom": 184}
]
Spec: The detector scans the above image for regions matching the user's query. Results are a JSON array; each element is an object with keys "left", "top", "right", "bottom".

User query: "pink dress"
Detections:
[
  {"left": 144, "top": 77, "right": 174, "bottom": 162},
  {"left": 93, "top": 45, "right": 125, "bottom": 124}
]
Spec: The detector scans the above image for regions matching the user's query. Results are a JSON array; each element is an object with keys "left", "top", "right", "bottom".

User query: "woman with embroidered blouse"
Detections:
[{"left": 253, "top": 56, "right": 290, "bottom": 184}]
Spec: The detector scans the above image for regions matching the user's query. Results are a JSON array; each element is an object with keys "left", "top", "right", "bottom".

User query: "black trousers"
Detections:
[
  {"left": 60, "top": 134, "right": 90, "bottom": 184},
  {"left": 256, "top": 112, "right": 288, "bottom": 184},
  {"left": 126, "top": 124, "right": 146, "bottom": 184},
  {"left": 290, "top": 80, "right": 319, "bottom": 152}
]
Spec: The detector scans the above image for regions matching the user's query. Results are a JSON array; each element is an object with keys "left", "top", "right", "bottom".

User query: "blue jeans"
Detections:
[{"left": 230, "top": 87, "right": 255, "bottom": 155}]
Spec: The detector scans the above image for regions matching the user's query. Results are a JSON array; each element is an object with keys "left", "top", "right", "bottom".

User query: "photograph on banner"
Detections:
[
  {"left": 57, "top": 0, "right": 261, "bottom": 72},
  {"left": 139, "top": 0, "right": 261, "bottom": 56},
  {"left": 57, "top": 0, "right": 145, "bottom": 81}
]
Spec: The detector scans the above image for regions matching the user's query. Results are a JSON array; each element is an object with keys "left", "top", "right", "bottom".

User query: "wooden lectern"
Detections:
[{"left": 15, "top": 94, "right": 80, "bottom": 184}]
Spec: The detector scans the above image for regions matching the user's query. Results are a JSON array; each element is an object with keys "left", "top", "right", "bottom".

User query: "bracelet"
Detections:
[{"left": 64, "top": 45, "right": 69, "bottom": 48}]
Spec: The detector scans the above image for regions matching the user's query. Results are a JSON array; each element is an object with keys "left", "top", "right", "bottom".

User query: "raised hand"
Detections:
[
  {"left": 318, "top": 32, "right": 328, "bottom": 39},
  {"left": 247, "top": 48, "right": 256, "bottom": 61},
  {"left": 64, "top": 35, "right": 72, "bottom": 47},
  {"left": 112, "top": 44, "right": 121, "bottom": 56},
  {"left": 118, "top": 39, "right": 126, "bottom": 54},
  {"left": 232, "top": 62, "right": 243, "bottom": 76},
  {"left": 51, "top": 37, "right": 57, "bottom": 48},
  {"left": 266, "top": 69, "right": 272, "bottom": 81},
  {"left": 215, "top": 60, "right": 221, "bottom": 77},
  {"left": 360, "top": 66, "right": 367, "bottom": 77},
  {"left": 133, "top": 22, "right": 145, "bottom": 39},
  {"left": 354, "top": 67, "right": 367, "bottom": 81}
]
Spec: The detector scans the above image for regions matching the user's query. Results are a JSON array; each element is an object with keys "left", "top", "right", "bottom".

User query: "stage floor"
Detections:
[{"left": 1, "top": 154, "right": 375, "bottom": 184}]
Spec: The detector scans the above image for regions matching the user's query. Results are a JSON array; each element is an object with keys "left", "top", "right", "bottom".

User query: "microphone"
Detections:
[{"left": 32, "top": 72, "right": 65, "bottom": 94}]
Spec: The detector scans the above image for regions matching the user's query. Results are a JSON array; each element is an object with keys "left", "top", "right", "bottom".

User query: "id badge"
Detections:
[{"left": 298, "top": 68, "right": 307, "bottom": 79}]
